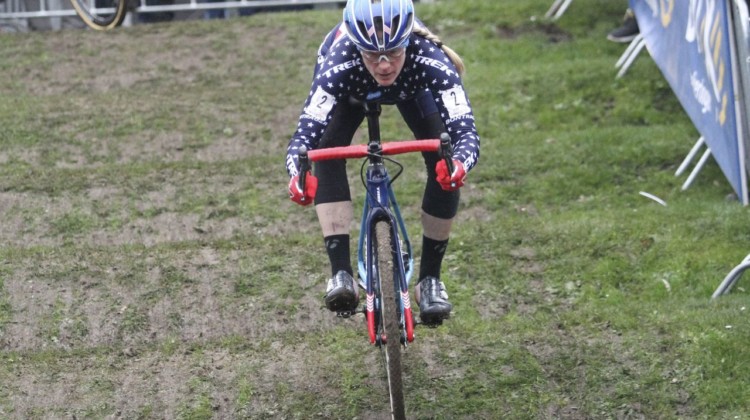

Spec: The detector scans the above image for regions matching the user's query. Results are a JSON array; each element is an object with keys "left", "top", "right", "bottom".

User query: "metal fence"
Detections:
[
  {"left": 0, "top": 0, "right": 338, "bottom": 31},
  {"left": 0, "top": 0, "right": 432, "bottom": 32}
]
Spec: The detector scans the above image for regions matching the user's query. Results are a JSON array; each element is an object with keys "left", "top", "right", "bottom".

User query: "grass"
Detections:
[{"left": 1, "top": 0, "right": 750, "bottom": 418}]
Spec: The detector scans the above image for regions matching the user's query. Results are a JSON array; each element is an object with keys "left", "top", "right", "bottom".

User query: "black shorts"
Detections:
[{"left": 314, "top": 90, "right": 460, "bottom": 220}]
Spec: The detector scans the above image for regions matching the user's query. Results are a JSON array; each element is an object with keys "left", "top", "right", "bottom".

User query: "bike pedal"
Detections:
[
  {"left": 418, "top": 315, "right": 448, "bottom": 328},
  {"left": 336, "top": 308, "right": 360, "bottom": 318}
]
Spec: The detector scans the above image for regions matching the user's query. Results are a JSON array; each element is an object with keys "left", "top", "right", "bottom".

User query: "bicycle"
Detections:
[
  {"left": 298, "top": 99, "right": 454, "bottom": 419},
  {"left": 70, "top": 0, "right": 129, "bottom": 30}
]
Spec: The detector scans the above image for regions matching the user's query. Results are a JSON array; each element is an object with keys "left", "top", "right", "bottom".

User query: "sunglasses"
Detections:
[{"left": 359, "top": 47, "right": 407, "bottom": 64}]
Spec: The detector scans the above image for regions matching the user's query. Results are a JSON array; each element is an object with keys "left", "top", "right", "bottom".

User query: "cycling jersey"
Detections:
[{"left": 286, "top": 23, "right": 480, "bottom": 177}]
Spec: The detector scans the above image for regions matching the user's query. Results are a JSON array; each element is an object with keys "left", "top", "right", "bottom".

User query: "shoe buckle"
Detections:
[{"left": 438, "top": 281, "right": 449, "bottom": 300}]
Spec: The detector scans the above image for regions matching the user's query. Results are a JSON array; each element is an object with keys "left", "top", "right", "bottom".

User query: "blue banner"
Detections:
[{"left": 630, "top": 0, "right": 747, "bottom": 203}]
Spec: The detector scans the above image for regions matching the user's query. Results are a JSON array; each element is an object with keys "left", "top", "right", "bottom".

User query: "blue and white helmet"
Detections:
[{"left": 342, "top": 0, "right": 415, "bottom": 52}]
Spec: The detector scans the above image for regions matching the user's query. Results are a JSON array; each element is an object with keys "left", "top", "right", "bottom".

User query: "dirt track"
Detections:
[{"left": 0, "top": 13, "right": 474, "bottom": 417}]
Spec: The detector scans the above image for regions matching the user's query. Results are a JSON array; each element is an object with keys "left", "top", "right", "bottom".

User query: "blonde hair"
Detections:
[{"left": 412, "top": 26, "right": 465, "bottom": 76}]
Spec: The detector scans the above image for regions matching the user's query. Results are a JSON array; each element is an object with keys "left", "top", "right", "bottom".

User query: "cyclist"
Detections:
[{"left": 285, "top": 0, "right": 480, "bottom": 324}]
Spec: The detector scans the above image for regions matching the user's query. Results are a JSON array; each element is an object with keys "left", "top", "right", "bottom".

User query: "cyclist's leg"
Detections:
[
  {"left": 315, "top": 99, "right": 365, "bottom": 261},
  {"left": 397, "top": 92, "right": 458, "bottom": 322},
  {"left": 419, "top": 151, "right": 459, "bottom": 275},
  {"left": 315, "top": 101, "right": 365, "bottom": 311},
  {"left": 396, "top": 90, "right": 460, "bottom": 242},
  {"left": 415, "top": 153, "right": 458, "bottom": 322}
]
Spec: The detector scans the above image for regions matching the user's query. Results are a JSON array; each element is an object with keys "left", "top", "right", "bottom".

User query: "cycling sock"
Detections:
[
  {"left": 324, "top": 234, "right": 352, "bottom": 276},
  {"left": 419, "top": 236, "right": 449, "bottom": 279}
]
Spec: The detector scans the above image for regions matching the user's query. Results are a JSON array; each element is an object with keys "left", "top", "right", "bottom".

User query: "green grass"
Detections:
[{"left": 1, "top": 0, "right": 749, "bottom": 418}]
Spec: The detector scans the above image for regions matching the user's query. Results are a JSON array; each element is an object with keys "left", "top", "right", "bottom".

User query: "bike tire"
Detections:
[
  {"left": 374, "top": 220, "right": 406, "bottom": 420},
  {"left": 70, "top": 0, "right": 128, "bottom": 30}
]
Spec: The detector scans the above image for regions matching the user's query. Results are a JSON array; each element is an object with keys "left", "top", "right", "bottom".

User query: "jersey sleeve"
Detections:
[
  {"left": 412, "top": 37, "right": 480, "bottom": 173},
  {"left": 286, "top": 27, "right": 359, "bottom": 177}
]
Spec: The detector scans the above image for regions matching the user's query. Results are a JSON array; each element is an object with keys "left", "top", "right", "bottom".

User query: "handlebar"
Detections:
[
  {"left": 305, "top": 139, "right": 442, "bottom": 162},
  {"left": 297, "top": 134, "right": 455, "bottom": 197}
]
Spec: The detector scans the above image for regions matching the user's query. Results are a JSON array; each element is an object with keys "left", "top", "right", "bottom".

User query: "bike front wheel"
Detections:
[
  {"left": 70, "top": 0, "right": 128, "bottom": 30},
  {"left": 374, "top": 220, "right": 406, "bottom": 420}
]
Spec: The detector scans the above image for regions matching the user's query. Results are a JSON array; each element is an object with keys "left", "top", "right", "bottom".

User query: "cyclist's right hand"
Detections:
[{"left": 288, "top": 172, "right": 318, "bottom": 206}]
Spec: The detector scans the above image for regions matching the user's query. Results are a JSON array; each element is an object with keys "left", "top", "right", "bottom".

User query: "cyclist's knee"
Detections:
[{"left": 422, "top": 182, "right": 459, "bottom": 219}]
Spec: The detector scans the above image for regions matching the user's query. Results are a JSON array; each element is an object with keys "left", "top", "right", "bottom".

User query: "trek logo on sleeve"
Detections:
[
  {"left": 320, "top": 58, "right": 361, "bottom": 79},
  {"left": 414, "top": 55, "right": 456, "bottom": 77}
]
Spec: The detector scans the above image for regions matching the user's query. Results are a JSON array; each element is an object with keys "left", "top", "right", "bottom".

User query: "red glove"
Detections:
[
  {"left": 435, "top": 159, "right": 466, "bottom": 192},
  {"left": 288, "top": 172, "right": 318, "bottom": 206}
]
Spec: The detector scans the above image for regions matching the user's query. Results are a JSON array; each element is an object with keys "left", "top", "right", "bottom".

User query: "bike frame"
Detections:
[{"left": 357, "top": 102, "right": 416, "bottom": 346}]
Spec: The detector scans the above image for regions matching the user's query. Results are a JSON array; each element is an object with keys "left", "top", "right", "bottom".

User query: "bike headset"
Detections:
[{"left": 342, "top": 0, "right": 415, "bottom": 52}]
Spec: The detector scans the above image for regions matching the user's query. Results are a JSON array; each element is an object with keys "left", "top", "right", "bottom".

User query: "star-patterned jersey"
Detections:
[{"left": 285, "top": 23, "right": 480, "bottom": 177}]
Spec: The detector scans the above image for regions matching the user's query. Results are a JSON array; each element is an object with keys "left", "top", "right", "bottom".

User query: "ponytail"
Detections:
[{"left": 412, "top": 26, "right": 465, "bottom": 76}]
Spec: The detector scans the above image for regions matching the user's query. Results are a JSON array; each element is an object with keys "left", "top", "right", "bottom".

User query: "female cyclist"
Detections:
[{"left": 285, "top": 0, "right": 480, "bottom": 325}]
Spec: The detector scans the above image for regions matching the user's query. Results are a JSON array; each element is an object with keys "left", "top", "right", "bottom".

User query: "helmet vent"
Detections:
[
  {"left": 343, "top": 0, "right": 415, "bottom": 51},
  {"left": 357, "top": 20, "right": 368, "bottom": 40}
]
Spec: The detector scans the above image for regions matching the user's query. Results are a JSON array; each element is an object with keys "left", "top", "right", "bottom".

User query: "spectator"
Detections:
[{"left": 607, "top": 7, "right": 639, "bottom": 43}]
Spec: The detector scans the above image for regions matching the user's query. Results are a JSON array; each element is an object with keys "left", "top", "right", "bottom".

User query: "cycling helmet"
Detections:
[{"left": 342, "top": 0, "right": 415, "bottom": 52}]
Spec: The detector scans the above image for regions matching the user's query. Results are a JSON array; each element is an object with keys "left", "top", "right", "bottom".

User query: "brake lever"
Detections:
[
  {"left": 439, "top": 133, "right": 456, "bottom": 188},
  {"left": 298, "top": 146, "right": 309, "bottom": 203}
]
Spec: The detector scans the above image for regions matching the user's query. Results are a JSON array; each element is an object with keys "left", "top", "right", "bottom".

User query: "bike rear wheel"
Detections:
[
  {"left": 70, "top": 0, "right": 128, "bottom": 30},
  {"left": 374, "top": 220, "right": 406, "bottom": 420}
]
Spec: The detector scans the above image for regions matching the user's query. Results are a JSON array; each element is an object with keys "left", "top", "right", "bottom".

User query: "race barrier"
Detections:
[
  {"left": 548, "top": 1, "right": 750, "bottom": 296},
  {"left": 627, "top": 0, "right": 750, "bottom": 297},
  {"left": 545, "top": 0, "right": 574, "bottom": 21},
  {"left": 630, "top": 0, "right": 749, "bottom": 205}
]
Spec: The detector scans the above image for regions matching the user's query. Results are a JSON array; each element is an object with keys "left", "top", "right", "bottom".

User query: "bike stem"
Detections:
[{"left": 365, "top": 100, "right": 455, "bottom": 189}]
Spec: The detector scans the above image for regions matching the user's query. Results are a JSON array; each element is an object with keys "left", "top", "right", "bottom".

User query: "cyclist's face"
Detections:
[{"left": 360, "top": 47, "right": 406, "bottom": 87}]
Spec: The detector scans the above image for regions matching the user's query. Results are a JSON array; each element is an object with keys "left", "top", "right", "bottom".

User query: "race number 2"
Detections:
[
  {"left": 304, "top": 86, "right": 336, "bottom": 122},
  {"left": 440, "top": 86, "right": 471, "bottom": 119}
]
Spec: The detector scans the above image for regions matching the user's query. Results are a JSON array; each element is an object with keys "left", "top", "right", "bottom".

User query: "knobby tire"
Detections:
[
  {"left": 375, "top": 221, "right": 406, "bottom": 420},
  {"left": 70, "top": 0, "right": 128, "bottom": 30}
]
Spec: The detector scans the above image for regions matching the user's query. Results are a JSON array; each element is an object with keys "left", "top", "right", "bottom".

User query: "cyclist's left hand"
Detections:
[{"left": 435, "top": 159, "right": 466, "bottom": 191}]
